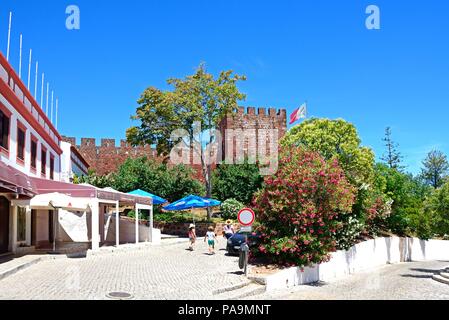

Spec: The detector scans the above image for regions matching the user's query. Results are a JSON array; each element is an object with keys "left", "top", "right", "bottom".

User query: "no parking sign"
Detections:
[{"left": 238, "top": 208, "right": 255, "bottom": 232}]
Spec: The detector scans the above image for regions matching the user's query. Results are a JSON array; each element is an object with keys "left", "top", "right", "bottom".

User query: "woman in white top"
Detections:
[{"left": 223, "top": 220, "right": 235, "bottom": 239}]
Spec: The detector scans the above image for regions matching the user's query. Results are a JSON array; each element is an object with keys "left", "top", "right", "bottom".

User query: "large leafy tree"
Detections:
[
  {"left": 281, "top": 118, "right": 377, "bottom": 221},
  {"left": 77, "top": 158, "right": 204, "bottom": 203},
  {"left": 127, "top": 64, "right": 246, "bottom": 218},
  {"left": 421, "top": 150, "right": 449, "bottom": 189},
  {"left": 281, "top": 118, "right": 375, "bottom": 187},
  {"left": 112, "top": 158, "right": 204, "bottom": 203},
  {"left": 381, "top": 127, "right": 404, "bottom": 171},
  {"left": 212, "top": 161, "right": 264, "bottom": 205},
  {"left": 374, "top": 163, "right": 432, "bottom": 237},
  {"left": 425, "top": 180, "right": 449, "bottom": 237}
]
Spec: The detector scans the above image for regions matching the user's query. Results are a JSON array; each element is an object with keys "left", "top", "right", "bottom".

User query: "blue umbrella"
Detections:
[
  {"left": 163, "top": 195, "right": 221, "bottom": 223},
  {"left": 128, "top": 189, "right": 168, "bottom": 205}
]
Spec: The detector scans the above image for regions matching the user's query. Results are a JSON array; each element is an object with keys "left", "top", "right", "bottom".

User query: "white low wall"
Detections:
[
  {"left": 58, "top": 212, "right": 161, "bottom": 245},
  {"left": 259, "top": 237, "right": 449, "bottom": 292},
  {"left": 105, "top": 217, "right": 161, "bottom": 245}
]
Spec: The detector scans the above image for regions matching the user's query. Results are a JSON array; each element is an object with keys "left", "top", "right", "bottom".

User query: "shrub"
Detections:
[
  {"left": 220, "top": 199, "right": 245, "bottom": 220},
  {"left": 126, "top": 209, "right": 149, "bottom": 220},
  {"left": 334, "top": 215, "right": 365, "bottom": 250},
  {"left": 253, "top": 147, "right": 356, "bottom": 267}
]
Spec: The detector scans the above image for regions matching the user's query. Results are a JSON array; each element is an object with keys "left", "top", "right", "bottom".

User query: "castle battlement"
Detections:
[{"left": 235, "top": 106, "right": 287, "bottom": 118}]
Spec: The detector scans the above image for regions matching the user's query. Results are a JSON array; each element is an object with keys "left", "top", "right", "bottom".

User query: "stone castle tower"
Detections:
[{"left": 63, "top": 107, "right": 287, "bottom": 177}]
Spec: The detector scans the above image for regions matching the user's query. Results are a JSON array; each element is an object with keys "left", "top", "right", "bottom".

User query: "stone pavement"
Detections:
[
  {"left": 0, "top": 237, "right": 246, "bottom": 300},
  {"left": 251, "top": 260, "right": 449, "bottom": 300}
]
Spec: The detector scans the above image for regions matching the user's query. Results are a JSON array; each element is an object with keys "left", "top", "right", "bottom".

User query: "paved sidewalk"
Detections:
[
  {"left": 0, "top": 237, "right": 246, "bottom": 300},
  {"left": 251, "top": 260, "right": 449, "bottom": 300},
  {"left": 0, "top": 254, "right": 65, "bottom": 281}
]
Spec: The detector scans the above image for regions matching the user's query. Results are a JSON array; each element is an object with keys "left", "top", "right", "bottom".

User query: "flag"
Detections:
[{"left": 290, "top": 103, "right": 307, "bottom": 125}]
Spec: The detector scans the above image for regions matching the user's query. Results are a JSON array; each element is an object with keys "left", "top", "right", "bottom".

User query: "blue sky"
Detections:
[{"left": 1, "top": 0, "right": 448, "bottom": 175}]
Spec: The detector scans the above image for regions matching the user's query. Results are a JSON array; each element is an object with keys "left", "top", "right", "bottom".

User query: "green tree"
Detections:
[
  {"left": 127, "top": 64, "right": 246, "bottom": 218},
  {"left": 212, "top": 160, "right": 263, "bottom": 205},
  {"left": 281, "top": 118, "right": 375, "bottom": 186},
  {"left": 112, "top": 158, "right": 204, "bottom": 202},
  {"left": 75, "top": 170, "right": 115, "bottom": 189},
  {"left": 421, "top": 150, "right": 449, "bottom": 189},
  {"left": 281, "top": 118, "right": 378, "bottom": 234},
  {"left": 381, "top": 127, "right": 404, "bottom": 170},
  {"left": 425, "top": 181, "right": 449, "bottom": 237},
  {"left": 374, "top": 163, "right": 431, "bottom": 237},
  {"left": 77, "top": 158, "right": 204, "bottom": 203}
]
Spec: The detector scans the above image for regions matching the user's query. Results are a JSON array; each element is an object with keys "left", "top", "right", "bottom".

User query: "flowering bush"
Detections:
[
  {"left": 253, "top": 147, "right": 356, "bottom": 267},
  {"left": 334, "top": 215, "right": 365, "bottom": 250},
  {"left": 220, "top": 199, "right": 245, "bottom": 220}
]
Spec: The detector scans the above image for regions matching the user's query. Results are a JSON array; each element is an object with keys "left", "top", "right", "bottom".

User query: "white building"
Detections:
[
  {"left": 60, "top": 141, "right": 89, "bottom": 183},
  {"left": 0, "top": 51, "right": 155, "bottom": 256}
]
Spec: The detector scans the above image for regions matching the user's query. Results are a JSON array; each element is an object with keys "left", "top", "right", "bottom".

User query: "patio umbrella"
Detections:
[
  {"left": 163, "top": 195, "right": 221, "bottom": 223},
  {"left": 128, "top": 189, "right": 167, "bottom": 205}
]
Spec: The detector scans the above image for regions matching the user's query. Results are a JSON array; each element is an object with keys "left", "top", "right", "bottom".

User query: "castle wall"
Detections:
[{"left": 63, "top": 107, "right": 287, "bottom": 178}]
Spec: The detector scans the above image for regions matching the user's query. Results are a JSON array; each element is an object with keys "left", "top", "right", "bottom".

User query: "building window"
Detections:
[
  {"left": 50, "top": 156, "right": 55, "bottom": 180},
  {"left": 31, "top": 139, "right": 37, "bottom": 170},
  {"left": 0, "top": 109, "right": 9, "bottom": 151},
  {"left": 17, "top": 207, "right": 26, "bottom": 242},
  {"left": 41, "top": 149, "right": 47, "bottom": 176},
  {"left": 17, "top": 127, "right": 25, "bottom": 163}
]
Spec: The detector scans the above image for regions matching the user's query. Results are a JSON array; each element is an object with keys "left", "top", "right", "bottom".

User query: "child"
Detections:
[
  {"left": 204, "top": 226, "right": 218, "bottom": 255},
  {"left": 188, "top": 224, "right": 196, "bottom": 251}
]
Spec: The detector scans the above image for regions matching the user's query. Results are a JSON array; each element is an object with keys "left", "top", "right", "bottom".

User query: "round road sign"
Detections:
[{"left": 238, "top": 208, "right": 255, "bottom": 226}]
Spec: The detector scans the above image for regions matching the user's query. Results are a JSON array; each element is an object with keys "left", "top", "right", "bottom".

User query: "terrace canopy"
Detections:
[
  {"left": 28, "top": 178, "right": 153, "bottom": 250},
  {"left": 0, "top": 161, "right": 36, "bottom": 198}
]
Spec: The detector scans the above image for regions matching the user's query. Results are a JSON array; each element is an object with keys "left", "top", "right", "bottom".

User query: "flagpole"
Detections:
[
  {"left": 18, "top": 34, "right": 23, "bottom": 79},
  {"left": 34, "top": 61, "right": 38, "bottom": 98},
  {"left": 46, "top": 82, "right": 49, "bottom": 115},
  {"left": 27, "top": 49, "right": 32, "bottom": 90},
  {"left": 40, "top": 73, "right": 45, "bottom": 107},
  {"left": 55, "top": 98, "right": 59, "bottom": 130},
  {"left": 6, "top": 12, "right": 12, "bottom": 62},
  {"left": 51, "top": 90, "right": 54, "bottom": 123}
]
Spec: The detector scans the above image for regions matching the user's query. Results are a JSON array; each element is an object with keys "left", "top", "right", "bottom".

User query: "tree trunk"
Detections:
[{"left": 206, "top": 164, "right": 213, "bottom": 220}]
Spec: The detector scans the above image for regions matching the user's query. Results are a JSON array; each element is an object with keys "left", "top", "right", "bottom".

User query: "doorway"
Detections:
[
  {"left": 0, "top": 197, "right": 10, "bottom": 254},
  {"left": 49, "top": 210, "right": 54, "bottom": 244}
]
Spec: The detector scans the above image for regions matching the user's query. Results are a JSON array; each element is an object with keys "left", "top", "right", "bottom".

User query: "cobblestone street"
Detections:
[
  {"left": 253, "top": 260, "right": 449, "bottom": 300},
  {"left": 0, "top": 238, "right": 245, "bottom": 300}
]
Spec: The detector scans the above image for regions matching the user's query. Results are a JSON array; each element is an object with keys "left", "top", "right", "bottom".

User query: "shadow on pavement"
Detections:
[
  {"left": 409, "top": 268, "right": 442, "bottom": 274},
  {"left": 401, "top": 274, "right": 434, "bottom": 279}
]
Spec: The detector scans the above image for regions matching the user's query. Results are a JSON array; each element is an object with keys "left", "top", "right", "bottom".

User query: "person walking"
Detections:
[
  {"left": 188, "top": 224, "right": 196, "bottom": 251},
  {"left": 204, "top": 226, "right": 218, "bottom": 255},
  {"left": 223, "top": 220, "right": 235, "bottom": 239}
]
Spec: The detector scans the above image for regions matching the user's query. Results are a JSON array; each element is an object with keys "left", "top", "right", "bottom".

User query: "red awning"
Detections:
[{"left": 0, "top": 161, "right": 36, "bottom": 197}]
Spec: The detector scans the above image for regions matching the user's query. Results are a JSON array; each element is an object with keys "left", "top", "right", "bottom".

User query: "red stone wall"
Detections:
[{"left": 62, "top": 107, "right": 287, "bottom": 178}]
